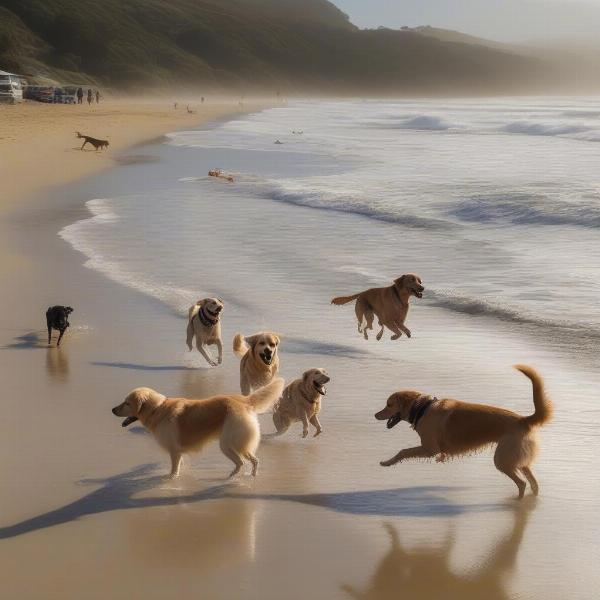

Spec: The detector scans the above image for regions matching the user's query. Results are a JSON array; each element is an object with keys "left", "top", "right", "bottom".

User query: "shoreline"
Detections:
[{"left": 0, "top": 98, "right": 268, "bottom": 211}]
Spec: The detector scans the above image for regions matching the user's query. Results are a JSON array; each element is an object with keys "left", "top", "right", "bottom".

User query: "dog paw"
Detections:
[
  {"left": 435, "top": 453, "right": 447, "bottom": 463},
  {"left": 314, "top": 429, "right": 323, "bottom": 437},
  {"left": 302, "top": 430, "right": 309, "bottom": 438},
  {"left": 380, "top": 459, "right": 395, "bottom": 467}
]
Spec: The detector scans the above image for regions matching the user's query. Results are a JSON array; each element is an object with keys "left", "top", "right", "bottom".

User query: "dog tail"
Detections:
[
  {"left": 331, "top": 293, "right": 360, "bottom": 305},
  {"left": 233, "top": 333, "right": 248, "bottom": 357},
  {"left": 247, "top": 378, "right": 285, "bottom": 414},
  {"left": 515, "top": 365, "right": 553, "bottom": 428}
]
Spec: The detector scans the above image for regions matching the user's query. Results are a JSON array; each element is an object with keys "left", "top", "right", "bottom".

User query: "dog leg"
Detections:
[
  {"left": 56, "top": 328, "right": 66, "bottom": 347},
  {"left": 310, "top": 414, "right": 323, "bottom": 437},
  {"left": 363, "top": 310, "right": 375, "bottom": 341},
  {"left": 494, "top": 444, "right": 527, "bottom": 499},
  {"left": 520, "top": 466, "right": 539, "bottom": 496},
  {"left": 47, "top": 325, "right": 52, "bottom": 346},
  {"left": 272, "top": 411, "right": 290, "bottom": 435},
  {"left": 380, "top": 445, "right": 436, "bottom": 467},
  {"left": 301, "top": 412, "right": 310, "bottom": 438},
  {"left": 355, "top": 300, "right": 365, "bottom": 334},
  {"left": 80, "top": 140, "right": 87, "bottom": 150},
  {"left": 169, "top": 452, "right": 183, "bottom": 478},
  {"left": 186, "top": 320, "right": 194, "bottom": 351},
  {"left": 215, "top": 339, "right": 223, "bottom": 365},
  {"left": 399, "top": 324, "right": 412, "bottom": 338},
  {"left": 221, "top": 446, "right": 244, "bottom": 478},
  {"left": 245, "top": 452, "right": 259, "bottom": 476},
  {"left": 198, "top": 343, "right": 217, "bottom": 367},
  {"left": 387, "top": 323, "right": 403, "bottom": 341},
  {"left": 376, "top": 322, "right": 385, "bottom": 341}
]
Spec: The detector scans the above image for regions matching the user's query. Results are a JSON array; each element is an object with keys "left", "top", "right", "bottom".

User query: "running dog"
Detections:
[
  {"left": 46, "top": 305, "right": 73, "bottom": 347},
  {"left": 375, "top": 365, "right": 552, "bottom": 498},
  {"left": 272, "top": 368, "right": 330, "bottom": 437},
  {"left": 331, "top": 274, "right": 424, "bottom": 341},
  {"left": 186, "top": 298, "right": 224, "bottom": 367},
  {"left": 233, "top": 332, "right": 280, "bottom": 395},
  {"left": 76, "top": 132, "right": 109, "bottom": 150},
  {"left": 112, "top": 378, "right": 285, "bottom": 478}
]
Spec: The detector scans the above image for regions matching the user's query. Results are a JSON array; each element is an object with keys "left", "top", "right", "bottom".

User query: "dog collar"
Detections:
[
  {"left": 197, "top": 306, "right": 219, "bottom": 327},
  {"left": 408, "top": 396, "right": 438, "bottom": 429}
]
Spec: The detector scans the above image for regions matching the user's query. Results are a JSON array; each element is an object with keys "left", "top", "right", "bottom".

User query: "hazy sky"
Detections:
[{"left": 333, "top": 0, "right": 600, "bottom": 43}]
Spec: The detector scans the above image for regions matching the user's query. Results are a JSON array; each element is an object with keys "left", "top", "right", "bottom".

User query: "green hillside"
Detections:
[{"left": 0, "top": 0, "right": 552, "bottom": 94}]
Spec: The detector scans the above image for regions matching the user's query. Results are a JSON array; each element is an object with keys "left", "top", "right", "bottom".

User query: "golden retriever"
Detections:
[
  {"left": 112, "top": 378, "right": 285, "bottom": 478},
  {"left": 233, "top": 332, "right": 280, "bottom": 395},
  {"left": 186, "top": 297, "right": 224, "bottom": 366},
  {"left": 331, "top": 274, "right": 424, "bottom": 341},
  {"left": 272, "top": 368, "right": 330, "bottom": 437},
  {"left": 374, "top": 365, "right": 552, "bottom": 498}
]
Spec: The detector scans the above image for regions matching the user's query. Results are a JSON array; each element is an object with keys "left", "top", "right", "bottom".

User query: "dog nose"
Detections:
[{"left": 111, "top": 407, "right": 118, "bottom": 415}]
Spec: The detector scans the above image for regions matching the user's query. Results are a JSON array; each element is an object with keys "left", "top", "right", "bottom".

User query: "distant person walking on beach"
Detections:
[
  {"left": 95, "top": 90, "right": 100, "bottom": 104},
  {"left": 87, "top": 89, "right": 93, "bottom": 105},
  {"left": 77, "top": 87, "right": 83, "bottom": 104}
]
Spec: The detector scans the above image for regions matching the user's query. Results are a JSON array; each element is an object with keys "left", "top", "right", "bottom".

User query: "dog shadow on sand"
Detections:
[
  {"left": 1, "top": 331, "right": 46, "bottom": 350},
  {"left": 341, "top": 500, "right": 536, "bottom": 600},
  {"left": 0, "top": 463, "right": 510, "bottom": 540}
]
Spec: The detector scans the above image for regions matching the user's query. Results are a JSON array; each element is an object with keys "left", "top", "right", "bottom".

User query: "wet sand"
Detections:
[{"left": 1, "top": 116, "right": 599, "bottom": 599}]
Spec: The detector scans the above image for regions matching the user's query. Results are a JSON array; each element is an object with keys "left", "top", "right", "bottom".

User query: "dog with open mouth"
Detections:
[
  {"left": 374, "top": 365, "right": 552, "bottom": 498},
  {"left": 112, "top": 378, "right": 285, "bottom": 478},
  {"left": 233, "top": 332, "right": 280, "bottom": 395},
  {"left": 186, "top": 297, "right": 224, "bottom": 367},
  {"left": 272, "top": 368, "right": 330, "bottom": 437},
  {"left": 331, "top": 274, "right": 424, "bottom": 341}
]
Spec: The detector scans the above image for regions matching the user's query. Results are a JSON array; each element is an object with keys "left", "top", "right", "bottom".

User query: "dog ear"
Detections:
[
  {"left": 244, "top": 334, "right": 261, "bottom": 349},
  {"left": 66, "top": 307, "right": 73, "bottom": 313},
  {"left": 394, "top": 275, "right": 406, "bottom": 287},
  {"left": 303, "top": 370, "right": 311, "bottom": 383},
  {"left": 273, "top": 334, "right": 281, "bottom": 346}
]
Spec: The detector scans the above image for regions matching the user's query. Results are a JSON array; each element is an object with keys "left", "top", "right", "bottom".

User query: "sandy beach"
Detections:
[
  {"left": 1, "top": 98, "right": 599, "bottom": 599},
  {"left": 0, "top": 98, "right": 260, "bottom": 210}
]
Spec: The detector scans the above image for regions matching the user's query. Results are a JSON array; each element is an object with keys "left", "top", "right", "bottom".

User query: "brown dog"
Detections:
[
  {"left": 374, "top": 365, "right": 552, "bottom": 498},
  {"left": 272, "top": 368, "right": 330, "bottom": 437},
  {"left": 233, "top": 332, "right": 280, "bottom": 395},
  {"left": 112, "top": 378, "right": 285, "bottom": 478},
  {"left": 76, "top": 132, "right": 109, "bottom": 150},
  {"left": 331, "top": 274, "right": 424, "bottom": 340}
]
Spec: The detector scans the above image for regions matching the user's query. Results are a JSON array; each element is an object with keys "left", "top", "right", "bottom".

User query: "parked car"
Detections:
[{"left": 0, "top": 70, "right": 24, "bottom": 104}]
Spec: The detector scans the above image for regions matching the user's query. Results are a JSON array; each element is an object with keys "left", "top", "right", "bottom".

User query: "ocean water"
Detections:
[
  {"left": 54, "top": 99, "right": 600, "bottom": 598},
  {"left": 61, "top": 98, "right": 600, "bottom": 353}
]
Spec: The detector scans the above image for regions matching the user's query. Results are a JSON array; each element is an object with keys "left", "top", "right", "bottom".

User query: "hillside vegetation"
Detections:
[{"left": 0, "top": 0, "right": 554, "bottom": 94}]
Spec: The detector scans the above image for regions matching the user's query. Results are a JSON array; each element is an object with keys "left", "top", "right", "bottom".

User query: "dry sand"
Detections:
[{"left": 0, "top": 98, "right": 254, "bottom": 209}]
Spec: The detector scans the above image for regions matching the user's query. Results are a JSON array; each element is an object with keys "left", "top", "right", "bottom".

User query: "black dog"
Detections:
[{"left": 46, "top": 306, "right": 73, "bottom": 346}]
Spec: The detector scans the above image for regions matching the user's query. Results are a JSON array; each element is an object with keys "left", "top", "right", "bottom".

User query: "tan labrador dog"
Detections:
[
  {"left": 272, "top": 368, "right": 330, "bottom": 437},
  {"left": 331, "top": 274, "right": 424, "bottom": 341},
  {"left": 112, "top": 378, "right": 285, "bottom": 478},
  {"left": 233, "top": 332, "right": 280, "bottom": 395},
  {"left": 186, "top": 298, "right": 224, "bottom": 367},
  {"left": 375, "top": 365, "right": 552, "bottom": 498}
]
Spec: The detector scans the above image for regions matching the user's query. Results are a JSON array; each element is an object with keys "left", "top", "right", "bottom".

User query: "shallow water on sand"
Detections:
[{"left": 2, "top": 99, "right": 600, "bottom": 599}]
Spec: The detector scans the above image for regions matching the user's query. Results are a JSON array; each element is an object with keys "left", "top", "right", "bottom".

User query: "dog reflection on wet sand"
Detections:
[{"left": 342, "top": 503, "right": 533, "bottom": 600}]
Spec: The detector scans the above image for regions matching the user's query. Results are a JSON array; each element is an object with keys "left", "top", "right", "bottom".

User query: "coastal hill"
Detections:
[{"left": 0, "top": 0, "right": 558, "bottom": 94}]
